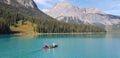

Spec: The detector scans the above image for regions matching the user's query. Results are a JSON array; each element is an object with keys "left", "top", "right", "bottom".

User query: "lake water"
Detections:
[{"left": 0, "top": 33, "right": 120, "bottom": 58}]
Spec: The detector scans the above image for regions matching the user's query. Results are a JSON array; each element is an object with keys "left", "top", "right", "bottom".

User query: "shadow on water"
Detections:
[
  {"left": 0, "top": 34, "right": 37, "bottom": 40},
  {"left": 0, "top": 34, "right": 24, "bottom": 39}
]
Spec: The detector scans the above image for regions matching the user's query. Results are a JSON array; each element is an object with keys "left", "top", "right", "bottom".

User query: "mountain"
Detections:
[
  {"left": 0, "top": 1, "right": 106, "bottom": 34},
  {"left": 0, "top": 0, "right": 37, "bottom": 9},
  {"left": 44, "top": 2, "right": 120, "bottom": 31},
  {"left": 0, "top": 0, "right": 54, "bottom": 19}
]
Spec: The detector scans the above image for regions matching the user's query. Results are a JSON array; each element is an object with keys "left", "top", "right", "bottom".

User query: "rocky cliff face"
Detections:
[
  {"left": 0, "top": 0, "right": 10, "bottom": 4},
  {"left": 0, "top": 0, "right": 54, "bottom": 21},
  {"left": 0, "top": 0, "right": 38, "bottom": 9},
  {"left": 44, "top": 2, "right": 120, "bottom": 31}
]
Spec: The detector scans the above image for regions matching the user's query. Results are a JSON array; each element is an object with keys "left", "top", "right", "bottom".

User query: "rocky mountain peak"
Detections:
[
  {"left": 53, "top": 2, "right": 73, "bottom": 9},
  {"left": 55, "top": 2, "right": 71, "bottom": 6},
  {"left": 16, "top": 0, "right": 37, "bottom": 8},
  {"left": 0, "top": 0, "right": 38, "bottom": 9},
  {"left": 1, "top": 0, "right": 11, "bottom": 4},
  {"left": 48, "top": 2, "right": 104, "bottom": 14},
  {"left": 85, "top": 7, "right": 104, "bottom": 14},
  {"left": 44, "top": 2, "right": 120, "bottom": 31},
  {"left": 45, "top": 2, "right": 104, "bottom": 19}
]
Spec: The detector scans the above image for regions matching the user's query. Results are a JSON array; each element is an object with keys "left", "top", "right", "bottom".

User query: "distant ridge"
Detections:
[{"left": 44, "top": 2, "right": 120, "bottom": 31}]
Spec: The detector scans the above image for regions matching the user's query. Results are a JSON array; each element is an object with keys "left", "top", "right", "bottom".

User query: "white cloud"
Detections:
[
  {"left": 105, "top": 10, "right": 120, "bottom": 15},
  {"left": 111, "top": 4, "right": 120, "bottom": 8},
  {"left": 106, "top": 3, "right": 120, "bottom": 15}
]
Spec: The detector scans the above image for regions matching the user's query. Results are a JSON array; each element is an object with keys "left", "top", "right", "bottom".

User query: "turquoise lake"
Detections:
[{"left": 0, "top": 33, "right": 120, "bottom": 58}]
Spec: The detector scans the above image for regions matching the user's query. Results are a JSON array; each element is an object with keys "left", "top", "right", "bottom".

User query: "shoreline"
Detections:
[
  {"left": 38, "top": 32, "right": 106, "bottom": 35},
  {"left": 7, "top": 32, "right": 106, "bottom": 36},
  {"left": 0, "top": 32, "right": 108, "bottom": 36}
]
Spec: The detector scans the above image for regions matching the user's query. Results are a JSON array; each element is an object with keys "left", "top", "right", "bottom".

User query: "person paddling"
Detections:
[
  {"left": 43, "top": 44, "right": 48, "bottom": 49},
  {"left": 43, "top": 43, "right": 58, "bottom": 50}
]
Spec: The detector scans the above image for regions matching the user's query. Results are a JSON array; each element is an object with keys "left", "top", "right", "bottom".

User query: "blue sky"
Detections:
[{"left": 34, "top": 0, "right": 120, "bottom": 15}]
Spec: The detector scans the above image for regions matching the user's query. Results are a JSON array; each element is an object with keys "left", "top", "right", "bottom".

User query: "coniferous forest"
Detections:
[{"left": 0, "top": 3, "right": 106, "bottom": 34}]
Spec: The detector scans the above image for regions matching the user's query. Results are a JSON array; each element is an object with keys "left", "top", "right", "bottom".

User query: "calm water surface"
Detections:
[{"left": 0, "top": 33, "right": 120, "bottom": 58}]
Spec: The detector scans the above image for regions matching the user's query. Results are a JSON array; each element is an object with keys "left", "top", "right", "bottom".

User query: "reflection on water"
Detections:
[
  {"left": 1, "top": 33, "right": 120, "bottom": 40},
  {"left": 36, "top": 34, "right": 107, "bottom": 39},
  {"left": 0, "top": 33, "right": 116, "bottom": 40},
  {"left": 0, "top": 33, "right": 120, "bottom": 58}
]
